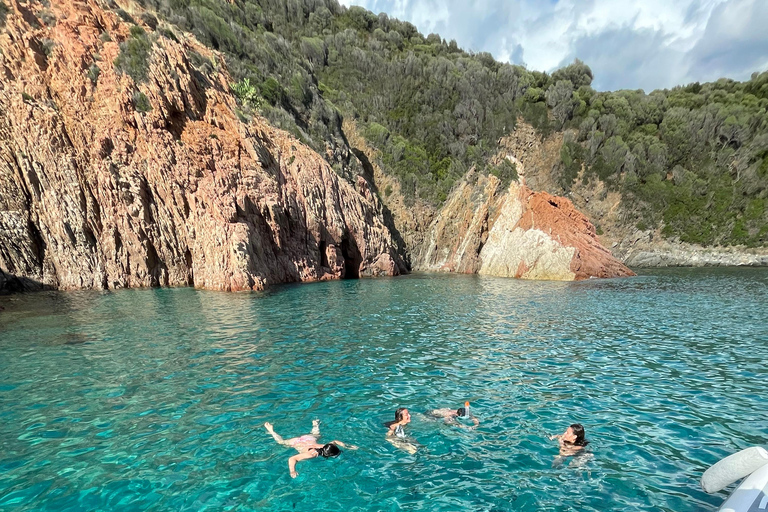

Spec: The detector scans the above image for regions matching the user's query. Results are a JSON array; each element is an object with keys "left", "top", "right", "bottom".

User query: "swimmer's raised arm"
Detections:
[{"left": 288, "top": 451, "right": 318, "bottom": 478}]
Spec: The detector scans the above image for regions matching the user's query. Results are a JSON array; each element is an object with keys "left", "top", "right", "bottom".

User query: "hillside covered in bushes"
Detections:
[{"left": 61, "top": 0, "right": 768, "bottom": 246}]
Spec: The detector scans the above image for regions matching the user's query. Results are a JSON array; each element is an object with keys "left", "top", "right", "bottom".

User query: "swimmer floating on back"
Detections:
[
  {"left": 385, "top": 408, "right": 418, "bottom": 454},
  {"left": 427, "top": 401, "right": 480, "bottom": 428},
  {"left": 265, "top": 419, "right": 357, "bottom": 478}
]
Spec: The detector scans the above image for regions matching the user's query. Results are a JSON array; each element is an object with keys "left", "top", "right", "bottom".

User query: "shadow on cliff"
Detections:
[
  {"left": 0, "top": 270, "right": 51, "bottom": 295},
  {"left": 351, "top": 147, "right": 411, "bottom": 271}
]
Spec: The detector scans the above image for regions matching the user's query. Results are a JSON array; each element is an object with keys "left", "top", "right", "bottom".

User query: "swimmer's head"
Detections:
[
  {"left": 316, "top": 443, "right": 341, "bottom": 458},
  {"left": 457, "top": 401, "right": 470, "bottom": 417},
  {"left": 567, "top": 424, "right": 588, "bottom": 446},
  {"left": 395, "top": 408, "right": 410, "bottom": 423}
]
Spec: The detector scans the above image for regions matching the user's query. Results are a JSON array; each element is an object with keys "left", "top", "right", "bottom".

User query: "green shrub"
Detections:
[
  {"left": 0, "top": 1, "right": 9, "bottom": 28},
  {"left": 159, "top": 27, "right": 178, "bottom": 42},
  {"left": 116, "top": 9, "right": 135, "bottom": 24},
  {"left": 41, "top": 38, "right": 55, "bottom": 58},
  {"left": 559, "top": 140, "right": 584, "bottom": 191},
  {"left": 231, "top": 78, "right": 262, "bottom": 109},
  {"left": 364, "top": 122, "right": 390, "bottom": 148},
  {"left": 132, "top": 90, "right": 152, "bottom": 112},
  {"left": 100, "top": 31, "right": 112, "bottom": 43},
  {"left": 489, "top": 159, "right": 518, "bottom": 189},
  {"left": 39, "top": 9, "right": 56, "bottom": 26},
  {"left": 87, "top": 63, "right": 100, "bottom": 85},
  {"left": 114, "top": 26, "right": 152, "bottom": 83},
  {"left": 260, "top": 77, "right": 284, "bottom": 106},
  {"left": 140, "top": 12, "right": 158, "bottom": 30}
]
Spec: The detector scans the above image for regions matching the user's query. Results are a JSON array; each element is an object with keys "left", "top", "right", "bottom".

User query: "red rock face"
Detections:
[
  {"left": 0, "top": 0, "right": 405, "bottom": 291},
  {"left": 417, "top": 174, "right": 634, "bottom": 281},
  {"left": 511, "top": 187, "right": 635, "bottom": 280}
]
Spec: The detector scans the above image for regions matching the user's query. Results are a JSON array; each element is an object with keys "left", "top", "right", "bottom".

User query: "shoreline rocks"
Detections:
[{"left": 621, "top": 243, "right": 768, "bottom": 268}]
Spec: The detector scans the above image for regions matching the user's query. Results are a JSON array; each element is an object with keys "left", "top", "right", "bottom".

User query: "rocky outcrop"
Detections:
[
  {"left": 493, "top": 122, "right": 768, "bottom": 267},
  {"left": 614, "top": 234, "right": 768, "bottom": 267},
  {"left": 416, "top": 171, "right": 634, "bottom": 280},
  {"left": 0, "top": 0, "right": 405, "bottom": 292}
]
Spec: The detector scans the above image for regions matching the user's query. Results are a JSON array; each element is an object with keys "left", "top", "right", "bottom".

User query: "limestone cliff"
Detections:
[
  {"left": 415, "top": 171, "right": 634, "bottom": 280},
  {"left": 0, "top": 0, "right": 405, "bottom": 292}
]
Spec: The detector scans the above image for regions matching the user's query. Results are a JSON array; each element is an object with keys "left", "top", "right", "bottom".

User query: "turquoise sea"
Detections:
[{"left": 0, "top": 269, "right": 766, "bottom": 511}]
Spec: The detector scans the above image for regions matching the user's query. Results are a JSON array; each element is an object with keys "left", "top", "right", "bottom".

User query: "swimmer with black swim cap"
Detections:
[
  {"left": 265, "top": 419, "right": 358, "bottom": 478},
  {"left": 428, "top": 401, "right": 480, "bottom": 428}
]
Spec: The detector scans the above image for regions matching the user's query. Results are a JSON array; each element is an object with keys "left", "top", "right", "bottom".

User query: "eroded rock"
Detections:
[
  {"left": 0, "top": 0, "right": 405, "bottom": 292},
  {"left": 416, "top": 174, "right": 634, "bottom": 281}
]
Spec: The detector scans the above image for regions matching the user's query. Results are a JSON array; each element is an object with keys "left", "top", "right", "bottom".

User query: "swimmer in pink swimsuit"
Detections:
[{"left": 264, "top": 419, "right": 358, "bottom": 478}]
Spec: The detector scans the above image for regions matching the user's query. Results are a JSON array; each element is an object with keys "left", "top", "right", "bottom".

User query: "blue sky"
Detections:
[{"left": 338, "top": 0, "right": 768, "bottom": 92}]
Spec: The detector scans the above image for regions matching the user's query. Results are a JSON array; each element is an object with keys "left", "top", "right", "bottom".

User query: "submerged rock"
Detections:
[{"left": 0, "top": 0, "right": 405, "bottom": 292}]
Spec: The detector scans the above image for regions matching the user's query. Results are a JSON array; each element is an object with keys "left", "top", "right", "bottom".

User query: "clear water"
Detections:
[{"left": 1, "top": 269, "right": 767, "bottom": 511}]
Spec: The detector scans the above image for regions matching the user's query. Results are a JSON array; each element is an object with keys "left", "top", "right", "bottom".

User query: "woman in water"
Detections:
[
  {"left": 550, "top": 423, "right": 589, "bottom": 456},
  {"left": 386, "top": 408, "right": 411, "bottom": 435},
  {"left": 264, "top": 419, "right": 357, "bottom": 478},
  {"left": 385, "top": 408, "right": 418, "bottom": 454},
  {"left": 427, "top": 401, "right": 480, "bottom": 428}
]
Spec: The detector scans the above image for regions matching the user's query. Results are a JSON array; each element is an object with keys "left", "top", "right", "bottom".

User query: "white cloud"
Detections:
[{"left": 338, "top": 0, "right": 768, "bottom": 91}]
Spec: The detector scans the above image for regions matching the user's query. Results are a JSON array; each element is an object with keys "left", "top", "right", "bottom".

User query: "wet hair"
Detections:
[
  {"left": 395, "top": 408, "right": 408, "bottom": 422},
  {"left": 314, "top": 443, "right": 341, "bottom": 458},
  {"left": 456, "top": 407, "right": 467, "bottom": 417},
  {"left": 569, "top": 424, "right": 589, "bottom": 446}
]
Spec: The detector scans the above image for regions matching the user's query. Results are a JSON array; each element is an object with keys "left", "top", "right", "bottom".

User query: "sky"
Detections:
[{"left": 338, "top": 0, "right": 768, "bottom": 92}]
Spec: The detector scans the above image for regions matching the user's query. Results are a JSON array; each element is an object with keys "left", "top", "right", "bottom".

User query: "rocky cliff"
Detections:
[
  {"left": 0, "top": 0, "right": 635, "bottom": 294},
  {"left": 415, "top": 170, "right": 634, "bottom": 280},
  {"left": 0, "top": 0, "right": 405, "bottom": 292}
]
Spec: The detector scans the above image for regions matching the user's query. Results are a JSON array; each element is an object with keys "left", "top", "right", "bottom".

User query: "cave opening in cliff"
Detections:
[
  {"left": 340, "top": 236, "right": 362, "bottom": 279},
  {"left": 318, "top": 240, "right": 329, "bottom": 268}
]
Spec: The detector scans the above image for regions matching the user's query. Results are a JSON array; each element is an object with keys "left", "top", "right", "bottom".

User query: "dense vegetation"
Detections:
[
  {"left": 125, "top": 0, "right": 766, "bottom": 246},
  {"left": 0, "top": 0, "right": 9, "bottom": 28}
]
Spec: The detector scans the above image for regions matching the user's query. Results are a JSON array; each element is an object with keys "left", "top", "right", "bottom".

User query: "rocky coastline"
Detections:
[
  {"left": 614, "top": 236, "right": 768, "bottom": 268},
  {"left": 0, "top": 0, "right": 405, "bottom": 293},
  {"left": 2, "top": 0, "right": 761, "bottom": 296}
]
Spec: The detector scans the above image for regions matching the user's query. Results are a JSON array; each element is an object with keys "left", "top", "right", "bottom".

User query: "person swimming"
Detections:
[
  {"left": 264, "top": 419, "right": 358, "bottom": 478},
  {"left": 427, "top": 401, "right": 480, "bottom": 428},
  {"left": 386, "top": 407, "right": 411, "bottom": 435},
  {"left": 385, "top": 408, "right": 418, "bottom": 454},
  {"left": 550, "top": 423, "right": 589, "bottom": 456}
]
